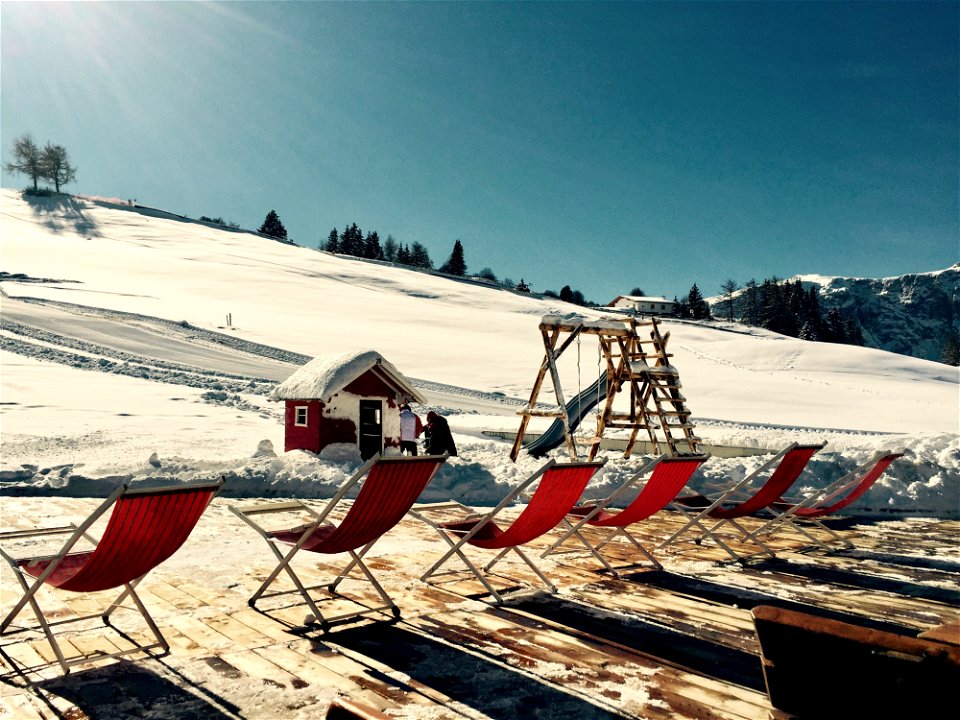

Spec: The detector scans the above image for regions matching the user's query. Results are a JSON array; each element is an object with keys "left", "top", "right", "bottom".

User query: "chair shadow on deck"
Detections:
[
  {"left": 749, "top": 557, "right": 960, "bottom": 605},
  {"left": 506, "top": 593, "right": 767, "bottom": 692},
  {"left": 32, "top": 660, "right": 242, "bottom": 720},
  {"left": 323, "top": 623, "right": 625, "bottom": 720},
  {"left": 627, "top": 570, "right": 928, "bottom": 636},
  {"left": 832, "top": 547, "right": 960, "bottom": 574}
]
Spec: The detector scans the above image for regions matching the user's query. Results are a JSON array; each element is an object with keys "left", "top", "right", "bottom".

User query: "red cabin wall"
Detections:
[
  {"left": 284, "top": 400, "right": 323, "bottom": 453},
  {"left": 344, "top": 373, "right": 397, "bottom": 399},
  {"left": 283, "top": 369, "right": 410, "bottom": 454}
]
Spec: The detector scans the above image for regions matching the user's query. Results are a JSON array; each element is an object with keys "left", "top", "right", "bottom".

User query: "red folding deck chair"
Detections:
[
  {"left": 741, "top": 451, "right": 904, "bottom": 550},
  {"left": 230, "top": 454, "right": 446, "bottom": 630},
  {"left": 658, "top": 442, "right": 825, "bottom": 562},
  {"left": 540, "top": 453, "right": 709, "bottom": 575},
  {"left": 410, "top": 459, "right": 604, "bottom": 603},
  {"left": 0, "top": 480, "right": 222, "bottom": 674}
]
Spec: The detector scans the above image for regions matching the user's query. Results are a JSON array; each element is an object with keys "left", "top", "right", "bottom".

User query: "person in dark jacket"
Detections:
[{"left": 424, "top": 410, "right": 457, "bottom": 456}]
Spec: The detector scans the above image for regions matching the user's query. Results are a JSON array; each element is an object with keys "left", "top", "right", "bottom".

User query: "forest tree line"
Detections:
[{"left": 678, "top": 277, "right": 865, "bottom": 346}]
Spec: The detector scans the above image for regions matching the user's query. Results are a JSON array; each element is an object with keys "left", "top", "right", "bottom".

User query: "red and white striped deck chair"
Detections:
[
  {"left": 742, "top": 451, "right": 904, "bottom": 550},
  {"left": 0, "top": 480, "right": 222, "bottom": 674},
  {"left": 411, "top": 460, "right": 604, "bottom": 603},
  {"left": 658, "top": 442, "right": 825, "bottom": 561},
  {"left": 230, "top": 454, "right": 446, "bottom": 630},
  {"left": 541, "top": 454, "right": 709, "bottom": 575}
]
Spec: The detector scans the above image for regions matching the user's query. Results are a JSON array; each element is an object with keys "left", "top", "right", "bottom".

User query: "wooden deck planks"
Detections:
[{"left": 1, "top": 498, "right": 956, "bottom": 719}]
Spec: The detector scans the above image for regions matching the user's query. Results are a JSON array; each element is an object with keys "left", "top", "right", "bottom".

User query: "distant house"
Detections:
[
  {"left": 609, "top": 295, "right": 676, "bottom": 316},
  {"left": 271, "top": 350, "right": 425, "bottom": 459}
]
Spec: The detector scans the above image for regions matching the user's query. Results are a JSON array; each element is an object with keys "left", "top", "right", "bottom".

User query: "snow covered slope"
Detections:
[{"left": 2, "top": 189, "right": 958, "bottom": 515}]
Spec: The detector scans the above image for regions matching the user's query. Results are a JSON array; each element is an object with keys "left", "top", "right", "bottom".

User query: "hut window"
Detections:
[{"left": 294, "top": 406, "right": 309, "bottom": 426}]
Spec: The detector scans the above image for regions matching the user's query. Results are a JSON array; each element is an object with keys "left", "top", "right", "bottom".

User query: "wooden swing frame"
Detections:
[{"left": 510, "top": 315, "right": 700, "bottom": 462}]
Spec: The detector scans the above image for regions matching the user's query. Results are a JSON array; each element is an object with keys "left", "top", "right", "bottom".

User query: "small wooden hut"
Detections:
[{"left": 271, "top": 350, "right": 425, "bottom": 459}]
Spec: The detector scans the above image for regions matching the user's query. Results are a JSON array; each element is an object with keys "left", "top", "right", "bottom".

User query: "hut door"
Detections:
[{"left": 358, "top": 400, "right": 383, "bottom": 460}]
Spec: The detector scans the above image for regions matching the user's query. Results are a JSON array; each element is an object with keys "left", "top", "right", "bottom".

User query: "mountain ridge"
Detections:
[{"left": 793, "top": 264, "right": 959, "bottom": 362}]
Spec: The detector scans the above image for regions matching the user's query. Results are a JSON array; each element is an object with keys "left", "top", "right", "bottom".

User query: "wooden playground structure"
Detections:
[{"left": 510, "top": 314, "right": 701, "bottom": 462}]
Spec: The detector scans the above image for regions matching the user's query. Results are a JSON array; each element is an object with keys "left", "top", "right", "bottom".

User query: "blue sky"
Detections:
[{"left": 2, "top": 1, "right": 957, "bottom": 303}]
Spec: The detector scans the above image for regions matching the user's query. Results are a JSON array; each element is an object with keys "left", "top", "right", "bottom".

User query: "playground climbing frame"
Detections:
[{"left": 510, "top": 315, "right": 701, "bottom": 462}]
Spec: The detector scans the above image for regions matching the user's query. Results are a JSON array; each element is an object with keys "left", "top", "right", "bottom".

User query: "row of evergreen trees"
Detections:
[
  {"left": 693, "top": 277, "right": 865, "bottom": 345},
  {"left": 322, "top": 224, "right": 470, "bottom": 276}
]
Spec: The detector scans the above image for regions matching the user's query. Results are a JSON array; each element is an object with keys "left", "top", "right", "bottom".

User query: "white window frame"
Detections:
[{"left": 294, "top": 405, "right": 309, "bottom": 427}]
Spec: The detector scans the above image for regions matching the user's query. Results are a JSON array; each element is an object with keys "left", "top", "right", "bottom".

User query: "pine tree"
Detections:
[
  {"left": 742, "top": 279, "right": 760, "bottom": 325},
  {"left": 688, "top": 284, "right": 711, "bottom": 320},
  {"left": 798, "top": 321, "right": 819, "bottom": 341},
  {"left": 844, "top": 317, "right": 865, "bottom": 346},
  {"left": 825, "top": 307, "right": 846, "bottom": 343},
  {"left": 720, "top": 279, "right": 739, "bottom": 322},
  {"left": 383, "top": 234, "right": 398, "bottom": 262},
  {"left": 758, "top": 279, "right": 782, "bottom": 331},
  {"left": 672, "top": 296, "right": 689, "bottom": 318},
  {"left": 940, "top": 330, "right": 960, "bottom": 366},
  {"left": 324, "top": 228, "right": 340, "bottom": 253},
  {"left": 559, "top": 285, "right": 574, "bottom": 302},
  {"left": 516, "top": 278, "right": 530, "bottom": 292},
  {"left": 397, "top": 243, "right": 410, "bottom": 265},
  {"left": 258, "top": 210, "right": 287, "bottom": 240},
  {"left": 629, "top": 287, "right": 645, "bottom": 297},
  {"left": 410, "top": 242, "right": 432, "bottom": 268},
  {"left": 340, "top": 223, "right": 361, "bottom": 256},
  {"left": 804, "top": 287, "right": 824, "bottom": 338},
  {"left": 441, "top": 239, "right": 467, "bottom": 276},
  {"left": 364, "top": 231, "right": 382, "bottom": 259}
]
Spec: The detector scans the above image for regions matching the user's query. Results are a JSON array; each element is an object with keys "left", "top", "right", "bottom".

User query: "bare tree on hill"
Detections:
[
  {"left": 4, "top": 134, "right": 44, "bottom": 191},
  {"left": 42, "top": 143, "right": 77, "bottom": 193}
]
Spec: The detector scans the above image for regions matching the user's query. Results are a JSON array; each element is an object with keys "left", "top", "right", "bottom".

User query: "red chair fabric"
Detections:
[
  {"left": 571, "top": 456, "right": 705, "bottom": 527},
  {"left": 788, "top": 453, "right": 902, "bottom": 518},
  {"left": 441, "top": 463, "right": 599, "bottom": 549},
  {"left": 270, "top": 457, "right": 442, "bottom": 555},
  {"left": 676, "top": 445, "right": 820, "bottom": 519},
  {"left": 19, "top": 484, "right": 220, "bottom": 592},
  {"left": 3, "top": 480, "right": 222, "bottom": 674}
]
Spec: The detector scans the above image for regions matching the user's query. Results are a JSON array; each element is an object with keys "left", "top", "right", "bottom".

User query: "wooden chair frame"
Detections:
[
  {"left": 741, "top": 451, "right": 903, "bottom": 550},
  {"left": 541, "top": 453, "right": 709, "bottom": 575},
  {"left": 230, "top": 454, "right": 446, "bottom": 630},
  {"left": 0, "top": 480, "right": 222, "bottom": 674},
  {"left": 658, "top": 442, "right": 825, "bottom": 562},
  {"left": 411, "top": 459, "right": 604, "bottom": 603}
]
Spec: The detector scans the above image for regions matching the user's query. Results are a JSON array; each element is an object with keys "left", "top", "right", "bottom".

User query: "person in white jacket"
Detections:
[{"left": 398, "top": 404, "right": 423, "bottom": 456}]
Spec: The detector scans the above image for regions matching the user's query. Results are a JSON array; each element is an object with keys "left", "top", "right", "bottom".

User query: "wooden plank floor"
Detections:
[{"left": 1, "top": 498, "right": 957, "bottom": 719}]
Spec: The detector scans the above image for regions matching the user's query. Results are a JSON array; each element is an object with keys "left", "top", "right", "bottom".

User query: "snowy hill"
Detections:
[
  {"left": 795, "top": 266, "right": 960, "bottom": 362},
  {"left": 1, "top": 189, "right": 958, "bottom": 516}
]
